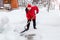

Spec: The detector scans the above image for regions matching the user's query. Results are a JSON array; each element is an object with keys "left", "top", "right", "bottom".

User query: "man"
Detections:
[{"left": 21, "top": 4, "right": 39, "bottom": 33}]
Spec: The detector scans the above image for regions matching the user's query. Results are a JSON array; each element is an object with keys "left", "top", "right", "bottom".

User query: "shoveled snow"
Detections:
[{"left": 0, "top": 7, "right": 60, "bottom": 40}]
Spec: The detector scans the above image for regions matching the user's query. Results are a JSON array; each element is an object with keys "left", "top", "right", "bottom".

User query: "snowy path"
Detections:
[{"left": 0, "top": 7, "right": 60, "bottom": 40}]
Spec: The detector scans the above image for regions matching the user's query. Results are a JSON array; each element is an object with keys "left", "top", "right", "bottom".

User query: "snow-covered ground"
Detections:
[{"left": 0, "top": 7, "right": 60, "bottom": 40}]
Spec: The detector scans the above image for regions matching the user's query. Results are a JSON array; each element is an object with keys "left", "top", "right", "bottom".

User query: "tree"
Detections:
[{"left": 47, "top": 0, "right": 51, "bottom": 12}]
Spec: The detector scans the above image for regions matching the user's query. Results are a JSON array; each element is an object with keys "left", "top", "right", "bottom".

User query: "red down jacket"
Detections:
[{"left": 25, "top": 4, "right": 39, "bottom": 20}]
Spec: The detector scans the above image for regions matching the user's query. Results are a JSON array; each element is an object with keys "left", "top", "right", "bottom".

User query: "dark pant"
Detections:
[
  {"left": 26, "top": 19, "right": 36, "bottom": 30},
  {"left": 21, "top": 19, "right": 37, "bottom": 33}
]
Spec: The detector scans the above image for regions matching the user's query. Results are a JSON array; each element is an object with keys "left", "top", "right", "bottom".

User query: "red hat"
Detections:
[{"left": 27, "top": 4, "right": 32, "bottom": 8}]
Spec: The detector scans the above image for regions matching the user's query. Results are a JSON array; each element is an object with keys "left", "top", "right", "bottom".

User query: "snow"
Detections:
[{"left": 0, "top": 7, "right": 60, "bottom": 40}]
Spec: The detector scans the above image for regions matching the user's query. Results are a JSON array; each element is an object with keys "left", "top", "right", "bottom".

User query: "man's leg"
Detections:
[
  {"left": 26, "top": 20, "right": 31, "bottom": 30},
  {"left": 21, "top": 20, "right": 31, "bottom": 33},
  {"left": 33, "top": 19, "right": 37, "bottom": 29}
]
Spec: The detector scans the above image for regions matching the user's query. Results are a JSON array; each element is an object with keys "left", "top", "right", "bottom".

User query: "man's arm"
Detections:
[
  {"left": 25, "top": 8, "right": 28, "bottom": 13},
  {"left": 35, "top": 6, "right": 39, "bottom": 14}
]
